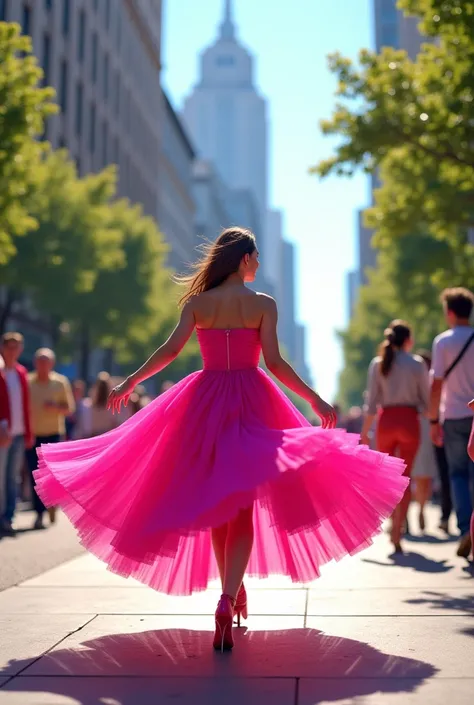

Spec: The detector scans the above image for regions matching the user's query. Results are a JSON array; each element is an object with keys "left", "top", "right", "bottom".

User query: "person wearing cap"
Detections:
[
  {"left": 0, "top": 332, "right": 34, "bottom": 535},
  {"left": 27, "top": 348, "right": 75, "bottom": 529}
]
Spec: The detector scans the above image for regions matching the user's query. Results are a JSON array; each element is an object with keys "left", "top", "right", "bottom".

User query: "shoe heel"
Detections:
[
  {"left": 235, "top": 583, "right": 248, "bottom": 627},
  {"left": 214, "top": 614, "right": 233, "bottom": 651},
  {"left": 213, "top": 595, "right": 234, "bottom": 651}
]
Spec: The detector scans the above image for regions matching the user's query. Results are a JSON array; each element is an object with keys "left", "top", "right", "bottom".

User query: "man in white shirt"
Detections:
[{"left": 430, "top": 288, "right": 474, "bottom": 558}]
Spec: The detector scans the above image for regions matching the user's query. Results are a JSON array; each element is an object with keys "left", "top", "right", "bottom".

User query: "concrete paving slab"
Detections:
[
  {"left": 21, "top": 555, "right": 143, "bottom": 588},
  {"left": 23, "top": 615, "right": 306, "bottom": 677},
  {"left": 22, "top": 555, "right": 306, "bottom": 591},
  {"left": 2, "top": 586, "right": 307, "bottom": 616},
  {"left": 309, "top": 543, "right": 468, "bottom": 591},
  {"left": 21, "top": 615, "right": 435, "bottom": 682},
  {"left": 298, "top": 677, "right": 474, "bottom": 704},
  {"left": 0, "top": 676, "right": 296, "bottom": 704},
  {"left": 306, "top": 616, "right": 472, "bottom": 678},
  {"left": 307, "top": 588, "right": 474, "bottom": 616},
  {"left": 0, "top": 615, "right": 96, "bottom": 676}
]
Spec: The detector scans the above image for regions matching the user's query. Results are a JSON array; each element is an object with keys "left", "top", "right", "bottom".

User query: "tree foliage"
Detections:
[
  {"left": 337, "top": 246, "right": 444, "bottom": 408},
  {"left": 314, "top": 0, "right": 474, "bottom": 257},
  {"left": 0, "top": 23, "right": 56, "bottom": 264},
  {"left": 1, "top": 152, "right": 124, "bottom": 313},
  {"left": 313, "top": 1, "right": 474, "bottom": 405}
]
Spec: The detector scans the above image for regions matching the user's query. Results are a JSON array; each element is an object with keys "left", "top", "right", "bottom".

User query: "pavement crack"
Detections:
[{"left": 9, "top": 614, "right": 99, "bottom": 678}]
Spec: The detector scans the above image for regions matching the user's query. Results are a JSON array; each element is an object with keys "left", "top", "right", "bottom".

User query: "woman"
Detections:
[
  {"left": 76, "top": 372, "right": 118, "bottom": 438},
  {"left": 411, "top": 352, "right": 439, "bottom": 532},
  {"left": 34, "top": 228, "right": 407, "bottom": 652},
  {"left": 65, "top": 380, "right": 87, "bottom": 440},
  {"left": 360, "top": 321, "right": 429, "bottom": 554}
]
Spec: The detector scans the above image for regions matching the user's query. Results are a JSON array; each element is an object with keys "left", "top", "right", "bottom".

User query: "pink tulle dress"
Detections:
[{"left": 34, "top": 328, "right": 408, "bottom": 595}]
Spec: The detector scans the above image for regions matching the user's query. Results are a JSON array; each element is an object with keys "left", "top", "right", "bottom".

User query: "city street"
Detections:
[
  {"left": 0, "top": 507, "right": 85, "bottom": 592},
  {"left": 0, "top": 505, "right": 472, "bottom": 704}
]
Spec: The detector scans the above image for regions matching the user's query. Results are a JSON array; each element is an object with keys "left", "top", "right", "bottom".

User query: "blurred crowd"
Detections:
[{"left": 0, "top": 334, "right": 174, "bottom": 535}]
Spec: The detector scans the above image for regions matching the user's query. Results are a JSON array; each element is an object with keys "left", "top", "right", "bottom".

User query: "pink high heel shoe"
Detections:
[
  {"left": 213, "top": 594, "right": 235, "bottom": 652},
  {"left": 234, "top": 583, "right": 248, "bottom": 627}
]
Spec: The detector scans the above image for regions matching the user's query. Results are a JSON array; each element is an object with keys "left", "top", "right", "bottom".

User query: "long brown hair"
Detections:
[
  {"left": 379, "top": 319, "right": 411, "bottom": 377},
  {"left": 177, "top": 227, "right": 256, "bottom": 307}
]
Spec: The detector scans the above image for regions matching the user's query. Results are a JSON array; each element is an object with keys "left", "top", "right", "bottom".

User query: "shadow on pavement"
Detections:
[
  {"left": 462, "top": 563, "right": 474, "bottom": 578},
  {"left": 404, "top": 589, "right": 474, "bottom": 616},
  {"left": 363, "top": 551, "right": 453, "bottom": 573},
  {"left": 0, "top": 627, "right": 438, "bottom": 704},
  {"left": 404, "top": 533, "right": 458, "bottom": 545}
]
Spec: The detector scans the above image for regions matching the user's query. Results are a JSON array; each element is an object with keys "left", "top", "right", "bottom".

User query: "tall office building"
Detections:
[
  {"left": 280, "top": 240, "right": 297, "bottom": 363},
  {"left": 182, "top": 1, "right": 268, "bottom": 257},
  {"left": 346, "top": 270, "right": 360, "bottom": 321},
  {"left": 2, "top": 0, "right": 198, "bottom": 270},
  {"left": 374, "top": 0, "right": 424, "bottom": 58},
  {"left": 2, "top": 0, "right": 163, "bottom": 219},
  {"left": 159, "top": 91, "right": 196, "bottom": 270}
]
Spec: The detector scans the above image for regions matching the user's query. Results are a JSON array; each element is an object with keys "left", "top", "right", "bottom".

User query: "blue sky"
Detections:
[{"left": 162, "top": 0, "right": 373, "bottom": 401}]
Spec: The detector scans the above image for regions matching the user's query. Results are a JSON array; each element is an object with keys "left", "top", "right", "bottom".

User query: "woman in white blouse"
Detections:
[{"left": 360, "top": 320, "right": 430, "bottom": 554}]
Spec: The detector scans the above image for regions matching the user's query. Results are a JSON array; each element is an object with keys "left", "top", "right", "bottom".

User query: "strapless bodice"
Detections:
[{"left": 197, "top": 328, "right": 261, "bottom": 371}]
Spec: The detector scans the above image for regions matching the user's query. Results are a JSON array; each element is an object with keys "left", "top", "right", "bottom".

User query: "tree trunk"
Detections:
[{"left": 0, "top": 288, "right": 15, "bottom": 334}]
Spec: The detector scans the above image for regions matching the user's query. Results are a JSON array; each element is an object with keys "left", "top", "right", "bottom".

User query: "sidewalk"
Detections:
[{"left": 0, "top": 505, "right": 472, "bottom": 704}]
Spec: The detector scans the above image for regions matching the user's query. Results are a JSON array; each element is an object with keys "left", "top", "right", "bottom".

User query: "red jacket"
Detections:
[{"left": 0, "top": 363, "right": 32, "bottom": 440}]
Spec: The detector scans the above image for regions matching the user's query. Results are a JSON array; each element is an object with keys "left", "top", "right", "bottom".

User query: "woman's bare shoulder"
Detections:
[
  {"left": 254, "top": 291, "right": 276, "bottom": 307},
  {"left": 254, "top": 293, "right": 277, "bottom": 319}
]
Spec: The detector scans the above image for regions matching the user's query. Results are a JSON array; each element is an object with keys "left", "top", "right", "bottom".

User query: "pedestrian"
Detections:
[
  {"left": 27, "top": 348, "right": 75, "bottom": 530},
  {"left": 417, "top": 350, "right": 453, "bottom": 534},
  {"left": 429, "top": 287, "right": 474, "bottom": 558},
  {"left": 0, "top": 332, "right": 34, "bottom": 535},
  {"left": 33, "top": 227, "right": 408, "bottom": 652},
  {"left": 76, "top": 372, "right": 118, "bottom": 437},
  {"left": 360, "top": 320, "right": 429, "bottom": 554},
  {"left": 345, "top": 406, "right": 363, "bottom": 435},
  {"left": 411, "top": 352, "right": 438, "bottom": 533},
  {"left": 468, "top": 399, "right": 474, "bottom": 558},
  {"left": 65, "top": 380, "right": 86, "bottom": 440}
]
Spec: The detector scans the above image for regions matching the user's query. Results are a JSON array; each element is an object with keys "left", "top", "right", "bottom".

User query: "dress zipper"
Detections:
[{"left": 226, "top": 330, "right": 230, "bottom": 370}]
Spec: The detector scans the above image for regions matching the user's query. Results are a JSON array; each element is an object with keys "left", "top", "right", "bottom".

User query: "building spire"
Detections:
[{"left": 220, "top": 0, "right": 235, "bottom": 40}]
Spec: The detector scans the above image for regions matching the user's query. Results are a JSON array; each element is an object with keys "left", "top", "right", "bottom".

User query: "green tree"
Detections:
[
  {"left": 0, "top": 151, "right": 124, "bottom": 334},
  {"left": 0, "top": 23, "right": 56, "bottom": 265},
  {"left": 77, "top": 198, "right": 179, "bottom": 371},
  {"left": 337, "top": 245, "right": 445, "bottom": 408},
  {"left": 314, "top": 0, "right": 474, "bottom": 253},
  {"left": 312, "top": 1, "right": 474, "bottom": 403}
]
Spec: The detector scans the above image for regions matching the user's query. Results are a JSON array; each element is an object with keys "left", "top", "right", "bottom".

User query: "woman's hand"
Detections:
[
  {"left": 107, "top": 377, "right": 136, "bottom": 414},
  {"left": 311, "top": 395, "right": 337, "bottom": 429}
]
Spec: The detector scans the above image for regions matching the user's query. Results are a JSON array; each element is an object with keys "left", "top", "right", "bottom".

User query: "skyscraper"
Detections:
[
  {"left": 182, "top": 0, "right": 268, "bottom": 248},
  {"left": 374, "top": 0, "right": 424, "bottom": 59}
]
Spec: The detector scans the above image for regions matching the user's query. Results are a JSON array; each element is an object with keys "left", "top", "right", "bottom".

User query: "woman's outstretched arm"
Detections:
[
  {"left": 259, "top": 296, "right": 336, "bottom": 429},
  {"left": 107, "top": 302, "right": 195, "bottom": 412}
]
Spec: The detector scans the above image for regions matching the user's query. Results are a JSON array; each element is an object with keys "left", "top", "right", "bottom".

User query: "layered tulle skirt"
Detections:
[{"left": 35, "top": 368, "right": 408, "bottom": 595}]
